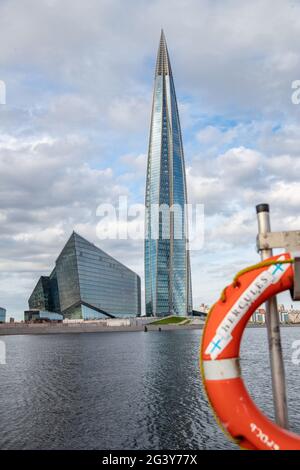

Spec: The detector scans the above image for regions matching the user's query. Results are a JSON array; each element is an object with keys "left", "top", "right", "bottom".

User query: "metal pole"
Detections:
[{"left": 256, "top": 203, "right": 289, "bottom": 428}]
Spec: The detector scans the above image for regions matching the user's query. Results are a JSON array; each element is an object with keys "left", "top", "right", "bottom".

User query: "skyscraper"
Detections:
[{"left": 145, "top": 31, "right": 192, "bottom": 317}]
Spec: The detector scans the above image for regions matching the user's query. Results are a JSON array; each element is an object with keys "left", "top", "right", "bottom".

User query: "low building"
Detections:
[
  {"left": 199, "top": 303, "right": 210, "bottom": 314},
  {"left": 279, "top": 310, "right": 289, "bottom": 324},
  {"left": 24, "top": 310, "right": 63, "bottom": 322},
  {"left": 250, "top": 308, "right": 266, "bottom": 324},
  {"left": 278, "top": 304, "right": 289, "bottom": 324},
  {"left": 192, "top": 310, "right": 207, "bottom": 318},
  {"left": 250, "top": 306, "right": 292, "bottom": 324},
  {"left": 0, "top": 307, "right": 6, "bottom": 323},
  {"left": 288, "top": 310, "right": 300, "bottom": 324},
  {"left": 28, "top": 232, "right": 141, "bottom": 320}
]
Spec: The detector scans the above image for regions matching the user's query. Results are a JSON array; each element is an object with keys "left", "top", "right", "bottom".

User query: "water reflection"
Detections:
[{"left": 0, "top": 328, "right": 299, "bottom": 449}]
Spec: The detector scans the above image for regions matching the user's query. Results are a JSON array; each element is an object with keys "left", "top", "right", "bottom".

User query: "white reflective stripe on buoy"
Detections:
[{"left": 203, "top": 358, "right": 241, "bottom": 381}]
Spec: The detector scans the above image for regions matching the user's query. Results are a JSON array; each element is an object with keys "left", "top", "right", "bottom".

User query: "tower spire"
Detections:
[{"left": 155, "top": 29, "right": 172, "bottom": 76}]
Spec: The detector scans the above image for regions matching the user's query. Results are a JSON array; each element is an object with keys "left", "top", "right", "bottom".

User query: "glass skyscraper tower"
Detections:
[{"left": 145, "top": 31, "right": 192, "bottom": 317}]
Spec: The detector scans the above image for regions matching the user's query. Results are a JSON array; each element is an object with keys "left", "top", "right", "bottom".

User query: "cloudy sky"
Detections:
[{"left": 1, "top": 0, "right": 300, "bottom": 319}]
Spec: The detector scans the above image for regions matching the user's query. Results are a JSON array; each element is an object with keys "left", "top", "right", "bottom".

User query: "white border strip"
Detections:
[{"left": 203, "top": 358, "right": 241, "bottom": 381}]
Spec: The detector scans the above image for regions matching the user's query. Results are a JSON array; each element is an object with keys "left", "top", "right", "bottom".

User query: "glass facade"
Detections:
[
  {"left": 28, "top": 232, "right": 141, "bottom": 319},
  {"left": 55, "top": 234, "right": 81, "bottom": 313},
  {"left": 49, "top": 268, "right": 61, "bottom": 313},
  {"left": 28, "top": 276, "right": 55, "bottom": 312},
  {"left": 145, "top": 31, "right": 192, "bottom": 317},
  {"left": 24, "top": 310, "right": 63, "bottom": 322},
  {"left": 0, "top": 307, "right": 6, "bottom": 323}
]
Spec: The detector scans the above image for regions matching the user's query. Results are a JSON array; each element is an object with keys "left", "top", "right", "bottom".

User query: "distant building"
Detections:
[
  {"left": 250, "top": 308, "right": 266, "bottom": 324},
  {"left": 278, "top": 308, "right": 289, "bottom": 324},
  {"left": 250, "top": 305, "right": 293, "bottom": 324},
  {"left": 192, "top": 310, "right": 207, "bottom": 318},
  {"left": 0, "top": 307, "right": 6, "bottom": 323},
  {"left": 288, "top": 310, "right": 300, "bottom": 324},
  {"left": 199, "top": 303, "right": 210, "bottom": 314},
  {"left": 24, "top": 310, "right": 63, "bottom": 322},
  {"left": 28, "top": 232, "right": 141, "bottom": 320}
]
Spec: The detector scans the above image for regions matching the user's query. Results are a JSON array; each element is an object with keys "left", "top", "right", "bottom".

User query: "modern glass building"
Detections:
[
  {"left": 29, "top": 232, "right": 141, "bottom": 319},
  {"left": 145, "top": 31, "right": 192, "bottom": 317},
  {"left": 28, "top": 276, "right": 54, "bottom": 312},
  {"left": 0, "top": 307, "right": 6, "bottom": 323},
  {"left": 24, "top": 310, "right": 63, "bottom": 322}
]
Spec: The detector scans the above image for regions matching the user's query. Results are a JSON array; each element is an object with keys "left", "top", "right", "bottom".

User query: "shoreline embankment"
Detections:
[
  {"left": 0, "top": 321, "right": 204, "bottom": 336},
  {"left": 1, "top": 321, "right": 298, "bottom": 336}
]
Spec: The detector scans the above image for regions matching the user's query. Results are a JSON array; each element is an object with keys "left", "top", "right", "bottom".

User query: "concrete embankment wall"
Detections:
[{"left": 0, "top": 321, "right": 203, "bottom": 336}]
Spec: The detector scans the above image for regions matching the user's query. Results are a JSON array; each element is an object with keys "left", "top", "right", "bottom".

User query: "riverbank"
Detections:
[
  {"left": 2, "top": 320, "right": 299, "bottom": 336},
  {"left": 0, "top": 321, "right": 204, "bottom": 336}
]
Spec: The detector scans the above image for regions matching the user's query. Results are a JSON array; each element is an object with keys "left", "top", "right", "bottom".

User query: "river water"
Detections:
[{"left": 1, "top": 327, "right": 300, "bottom": 450}]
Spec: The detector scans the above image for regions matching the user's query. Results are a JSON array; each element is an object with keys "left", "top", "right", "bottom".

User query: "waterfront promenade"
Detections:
[{"left": 0, "top": 318, "right": 204, "bottom": 336}]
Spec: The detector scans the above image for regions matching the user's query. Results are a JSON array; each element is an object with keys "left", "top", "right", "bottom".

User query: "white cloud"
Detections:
[
  {"left": 218, "top": 147, "right": 262, "bottom": 184},
  {"left": 196, "top": 126, "right": 237, "bottom": 146},
  {"left": 108, "top": 96, "right": 150, "bottom": 132},
  {"left": 119, "top": 153, "right": 147, "bottom": 173}
]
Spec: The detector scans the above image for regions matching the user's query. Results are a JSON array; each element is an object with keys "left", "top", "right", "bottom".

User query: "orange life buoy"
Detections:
[{"left": 200, "top": 252, "right": 300, "bottom": 450}]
